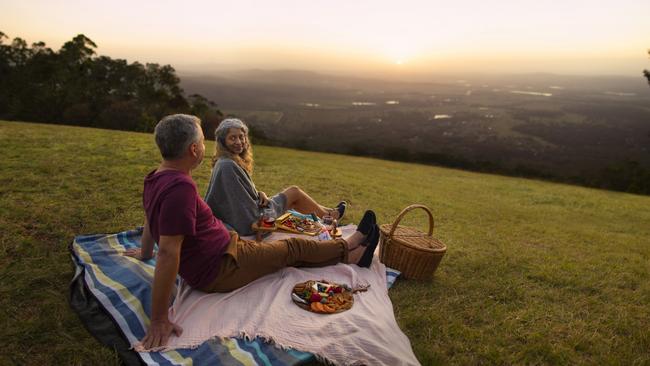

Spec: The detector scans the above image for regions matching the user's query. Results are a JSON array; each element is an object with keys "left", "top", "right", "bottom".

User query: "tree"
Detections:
[
  {"left": 0, "top": 31, "right": 220, "bottom": 132},
  {"left": 188, "top": 94, "right": 223, "bottom": 140}
]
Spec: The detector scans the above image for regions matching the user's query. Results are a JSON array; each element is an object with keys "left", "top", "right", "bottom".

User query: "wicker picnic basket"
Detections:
[{"left": 379, "top": 204, "right": 447, "bottom": 280}]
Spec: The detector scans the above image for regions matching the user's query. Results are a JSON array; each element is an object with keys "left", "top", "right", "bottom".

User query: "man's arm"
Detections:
[
  {"left": 140, "top": 234, "right": 184, "bottom": 350},
  {"left": 124, "top": 217, "right": 155, "bottom": 260},
  {"left": 140, "top": 217, "right": 155, "bottom": 259}
]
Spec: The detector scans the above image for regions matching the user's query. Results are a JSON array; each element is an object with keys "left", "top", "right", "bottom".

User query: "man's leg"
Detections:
[{"left": 205, "top": 236, "right": 349, "bottom": 292}]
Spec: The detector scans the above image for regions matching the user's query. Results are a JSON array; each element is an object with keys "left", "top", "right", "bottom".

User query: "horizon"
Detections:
[{"left": 2, "top": 0, "right": 650, "bottom": 78}]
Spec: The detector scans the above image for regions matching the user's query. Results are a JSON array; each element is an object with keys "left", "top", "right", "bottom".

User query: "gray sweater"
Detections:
[{"left": 204, "top": 158, "right": 261, "bottom": 235}]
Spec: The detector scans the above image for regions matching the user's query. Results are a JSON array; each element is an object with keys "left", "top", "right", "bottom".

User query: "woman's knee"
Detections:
[
  {"left": 284, "top": 185, "right": 301, "bottom": 193},
  {"left": 283, "top": 185, "right": 302, "bottom": 200}
]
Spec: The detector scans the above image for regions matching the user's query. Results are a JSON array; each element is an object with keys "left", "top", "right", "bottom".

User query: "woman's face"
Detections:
[{"left": 224, "top": 128, "right": 247, "bottom": 155}]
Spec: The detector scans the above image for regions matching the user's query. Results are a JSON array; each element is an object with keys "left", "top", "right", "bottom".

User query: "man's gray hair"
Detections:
[
  {"left": 215, "top": 118, "right": 248, "bottom": 146},
  {"left": 154, "top": 114, "right": 202, "bottom": 160}
]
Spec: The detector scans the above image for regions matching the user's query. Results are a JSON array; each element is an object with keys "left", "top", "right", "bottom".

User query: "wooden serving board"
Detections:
[
  {"left": 292, "top": 280, "right": 354, "bottom": 314},
  {"left": 275, "top": 212, "right": 320, "bottom": 236},
  {"left": 251, "top": 213, "right": 343, "bottom": 240}
]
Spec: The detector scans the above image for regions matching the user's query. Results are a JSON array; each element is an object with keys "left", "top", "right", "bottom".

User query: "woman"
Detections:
[{"left": 204, "top": 118, "right": 346, "bottom": 236}]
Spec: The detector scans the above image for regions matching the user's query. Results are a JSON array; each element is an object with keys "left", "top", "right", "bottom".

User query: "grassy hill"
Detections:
[{"left": 1, "top": 120, "right": 648, "bottom": 365}]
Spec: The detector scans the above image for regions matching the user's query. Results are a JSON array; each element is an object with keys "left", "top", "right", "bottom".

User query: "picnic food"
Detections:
[
  {"left": 292, "top": 280, "right": 367, "bottom": 314},
  {"left": 253, "top": 211, "right": 342, "bottom": 238},
  {"left": 276, "top": 212, "right": 323, "bottom": 236}
]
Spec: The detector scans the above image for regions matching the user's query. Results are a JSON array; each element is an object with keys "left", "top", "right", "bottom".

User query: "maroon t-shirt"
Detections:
[{"left": 143, "top": 169, "right": 230, "bottom": 289}]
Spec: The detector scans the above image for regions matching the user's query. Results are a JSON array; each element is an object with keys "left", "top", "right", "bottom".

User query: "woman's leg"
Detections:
[{"left": 282, "top": 186, "right": 340, "bottom": 219}]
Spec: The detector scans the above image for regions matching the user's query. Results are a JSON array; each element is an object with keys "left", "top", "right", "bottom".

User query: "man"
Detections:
[{"left": 125, "top": 114, "right": 379, "bottom": 350}]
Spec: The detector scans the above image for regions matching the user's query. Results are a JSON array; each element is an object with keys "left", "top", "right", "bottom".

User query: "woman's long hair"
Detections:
[{"left": 211, "top": 119, "right": 254, "bottom": 175}]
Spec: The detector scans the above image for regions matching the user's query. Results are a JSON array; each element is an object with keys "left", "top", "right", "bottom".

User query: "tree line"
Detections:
[{"left": 0, "top": 32, "right": 223, "bottom": 139}]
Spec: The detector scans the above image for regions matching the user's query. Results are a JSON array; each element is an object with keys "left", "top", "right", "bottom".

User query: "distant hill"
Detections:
[
  {"left": 180, "top": 69, "right": 650, "bottom": 195},
  {"left": 181, "top": 68, "right": 650, "bottom": 94}
]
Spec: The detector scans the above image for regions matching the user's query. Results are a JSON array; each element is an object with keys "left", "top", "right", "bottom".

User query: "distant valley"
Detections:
[{"left": 181, "top": 70, "right": 650, "bottom": 193}]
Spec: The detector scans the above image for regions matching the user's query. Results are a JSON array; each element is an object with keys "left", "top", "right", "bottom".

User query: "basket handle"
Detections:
[{"left": 388, "top": 204, "right": 434, "bottom": 238}]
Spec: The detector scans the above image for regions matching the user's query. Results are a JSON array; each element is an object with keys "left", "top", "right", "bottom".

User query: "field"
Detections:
[{"left": 1, "top": 120, "right": 649, "bottom": 365}]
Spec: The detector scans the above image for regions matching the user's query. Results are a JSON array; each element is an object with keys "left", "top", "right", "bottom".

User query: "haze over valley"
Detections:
[{"left": 182, "top": 69, "right": 650, "bottom": 192}]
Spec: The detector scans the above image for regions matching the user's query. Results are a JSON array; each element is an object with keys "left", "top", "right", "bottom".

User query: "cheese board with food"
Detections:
[
  {"left": 275, "top": 212, "right": 323, "bottom": 236},
  {"left": 292, "top": 280, "right": 359, "bottom": 314}
]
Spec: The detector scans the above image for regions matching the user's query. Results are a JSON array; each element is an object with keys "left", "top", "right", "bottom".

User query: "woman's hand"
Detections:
[{"left": 258, "top": 191, "right": 269, "bottom": 207}]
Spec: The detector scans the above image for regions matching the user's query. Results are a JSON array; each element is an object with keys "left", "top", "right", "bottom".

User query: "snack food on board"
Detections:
[
  {"left": 276, "top": 213, "right": 323, "bottom": 236},
  {"left": 292, "top": 280, "right": 359, "bottom": 314}
]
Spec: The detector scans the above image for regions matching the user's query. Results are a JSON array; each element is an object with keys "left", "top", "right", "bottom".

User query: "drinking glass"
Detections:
[
  {"left": 261, "top": 207, "right": 276, "bottom": 227},
  {"left": 322, "top": 215, "right": 335, "bottom": 233}
]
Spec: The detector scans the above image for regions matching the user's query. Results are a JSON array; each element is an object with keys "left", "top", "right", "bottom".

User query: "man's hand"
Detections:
[
  {"left": 258, "top": 191, "right": 269, "bottom": 207},
  {"left": 141, "top": 319, "right": 183, "bottom": 350},
  {"left": 141, "top": 234, "right": 183, "bottom": 351},
  {"left": 124, "top": 248, "right": 152, "bottom": 260}
]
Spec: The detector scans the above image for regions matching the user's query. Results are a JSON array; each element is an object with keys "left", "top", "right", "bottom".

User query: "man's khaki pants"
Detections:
[{"left": 201, "top": 232, "right": 348, "bottom": 293}]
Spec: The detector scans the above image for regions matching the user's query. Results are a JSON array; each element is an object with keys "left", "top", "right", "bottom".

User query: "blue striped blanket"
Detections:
[{"left": 70, "top": 228, "right": 400, "bottom": 365}]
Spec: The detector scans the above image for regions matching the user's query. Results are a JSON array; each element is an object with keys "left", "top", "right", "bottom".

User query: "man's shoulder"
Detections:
[
  {"left": 146, "top": 170, "right": 197, "bottom": 193},
  {"left": 167, "top": 174, "right": 197, "bottom": 192},
  {"left": 157, "top": 178, "right": 198, "bottom": 206}
]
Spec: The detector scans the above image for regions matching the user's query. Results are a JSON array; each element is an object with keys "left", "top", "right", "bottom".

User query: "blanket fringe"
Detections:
[
  {"left": 234, "top": 331, "right": 339, "bottom": 366},
  {"left": 135, "top": 332, "right": 339, "bottom": 365},
  {"left": 133, "top": 335, "right": 365, "bottom": 366}
]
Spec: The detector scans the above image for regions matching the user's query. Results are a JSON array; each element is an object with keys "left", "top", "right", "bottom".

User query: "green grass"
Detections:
[{"left": 1, "top": 120, "right": 649, "bottom": 365}]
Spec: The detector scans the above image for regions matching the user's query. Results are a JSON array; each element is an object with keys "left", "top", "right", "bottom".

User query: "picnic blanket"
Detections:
[{"left": 70, "top": 227, "right": 406, "bottom": 365}]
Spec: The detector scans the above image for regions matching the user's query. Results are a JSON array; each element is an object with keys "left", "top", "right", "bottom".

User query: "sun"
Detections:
[{"left": 380, "top": 42, "right": 417, "bottom": 67}]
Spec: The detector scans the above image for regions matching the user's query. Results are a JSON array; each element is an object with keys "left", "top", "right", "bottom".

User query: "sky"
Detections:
[{"left": 2, "top": 0, "right": 649, "bottom": 77}]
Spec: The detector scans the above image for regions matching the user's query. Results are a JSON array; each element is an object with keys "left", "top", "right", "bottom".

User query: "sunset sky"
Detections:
[{"left": 2, "top": 0, "right": 649, "bottom": 76}]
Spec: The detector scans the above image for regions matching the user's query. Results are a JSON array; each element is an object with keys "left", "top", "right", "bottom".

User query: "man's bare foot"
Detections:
[
  {"left": 345, "top": 231, "right": 366, "bottom": 250},
  {"left": 347, "top": 245, "right": 365, "bottom": 264},
  {"left": 343, "top": 211, "right": 378, "bottom": 265},
  {"left": 358, "top": 225, "right": 380, "bottom": 268},
  {"left": 345, "top": 225, "right": 380, "bottom": 266}
]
